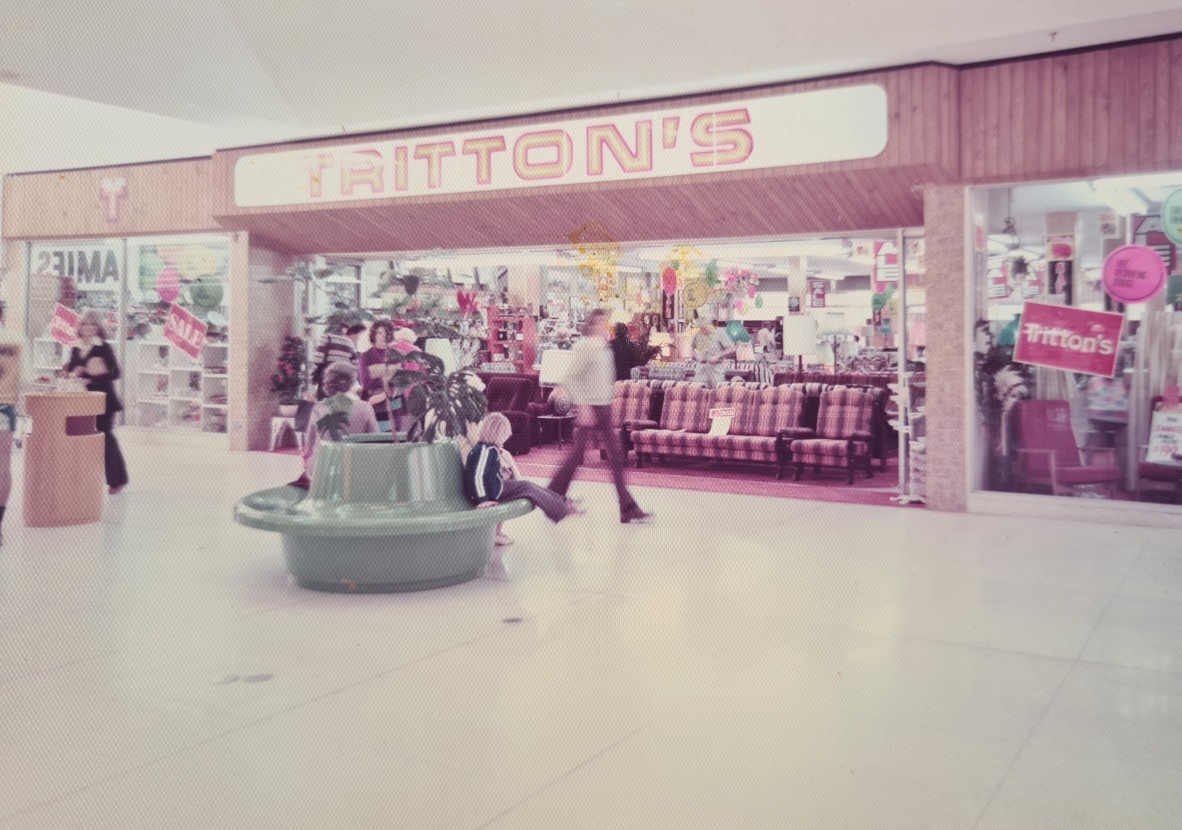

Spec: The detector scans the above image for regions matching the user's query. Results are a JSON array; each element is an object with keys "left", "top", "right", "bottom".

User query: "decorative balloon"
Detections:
[
  {"left": 156, "top": 266, "right": 181, "bottom": 302},
  {"left": 138, "top": 252, "right": 165, "bottom": 293},
  {"left": 178, "top": 245, "right": 217, "bottom": 281},
  {"left": 726, "top": 320, "right": 751, "bottom": 342},
  {"left": 189, "top": 277, "right": 224, "bottom": 309}
]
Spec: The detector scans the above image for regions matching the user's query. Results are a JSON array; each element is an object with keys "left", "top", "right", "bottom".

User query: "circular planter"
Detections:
[{"left": 234, "top": 436, "right": 532, "bottom": 592}]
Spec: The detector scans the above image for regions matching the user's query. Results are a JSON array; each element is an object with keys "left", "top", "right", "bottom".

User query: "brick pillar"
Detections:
[{"left": 923, "top": 185, "right": 969, "bottom": 512}]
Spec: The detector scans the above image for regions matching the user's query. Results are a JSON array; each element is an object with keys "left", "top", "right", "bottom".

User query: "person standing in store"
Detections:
[
  {"left": 548, "top": 308, "right": 652, "bottom": 524},
  {"left": 64, "top": 309, "right": 129, "bottom": 495},
  {"left": 692, "top": 318, "right": 737, "bottom": 388},
  {"left": 311, "top": 322, "right": 365, "bottom": 399},
  {"left": 358, "top": 319, "right": 395, "bottom": 432}
]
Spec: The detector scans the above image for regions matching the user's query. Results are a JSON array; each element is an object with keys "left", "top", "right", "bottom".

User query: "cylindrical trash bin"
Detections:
[{"left": 23, "top": 391, "right": 107, "bottom": 527}]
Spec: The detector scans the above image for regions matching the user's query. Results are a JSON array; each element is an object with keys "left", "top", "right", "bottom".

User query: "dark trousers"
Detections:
[
  {"left": 548, "top": 404, "right": 637, "bottom": 512},
  {"left": 499, "top": 479, "right": 569, "bottom": 523},
  {"left": 96, "top": 413, "right": 129, "bottom": 489}
]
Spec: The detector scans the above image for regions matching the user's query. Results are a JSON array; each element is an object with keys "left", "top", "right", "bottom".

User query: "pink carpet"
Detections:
[
  {"left": 514, "top": 443, "right": 906, "bottom": 507},
  {"left": 266, "top": 441, "right": 912, "bottom": 507}
]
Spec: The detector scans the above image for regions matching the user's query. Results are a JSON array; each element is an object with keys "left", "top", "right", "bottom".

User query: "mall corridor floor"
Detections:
[{"left": 1, "top": 428, "right": 1179, "bottom": 829}]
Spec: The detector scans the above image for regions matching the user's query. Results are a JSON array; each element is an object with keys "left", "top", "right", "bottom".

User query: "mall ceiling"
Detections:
[{"left": 2, "top": 0, "right": 1181, "bottom": 145}]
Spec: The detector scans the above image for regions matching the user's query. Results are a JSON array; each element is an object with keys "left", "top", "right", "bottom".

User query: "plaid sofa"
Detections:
[
  {"left": 630, "top": 382, "right": 811, "bottom": 478},
  {"left": 789, "top": 388, "right": 877, "bottom": 483}
]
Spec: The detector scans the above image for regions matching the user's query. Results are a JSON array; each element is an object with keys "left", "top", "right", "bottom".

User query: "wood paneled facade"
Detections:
[
  {"left": 4, "top": 35, "right": 1181, "bottom": 486},
  {"left": 959, "top": 38, "right": 1182, "bottom": 182}
]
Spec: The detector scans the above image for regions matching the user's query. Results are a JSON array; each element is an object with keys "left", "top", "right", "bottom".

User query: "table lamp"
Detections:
[
  {"left": 781, "top": 315, "right": 818, "bottom": 373},
  {"left": 538, "top": 348, "right": 573, "bottom": 386}
]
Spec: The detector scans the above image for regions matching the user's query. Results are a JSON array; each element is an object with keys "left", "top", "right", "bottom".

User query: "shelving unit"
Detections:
[
  {"left": 889, "top": 373, "right": 926, "bottom": 503},
  {"left": 484, "top": 309, "right": 537, "bottom": 371},
  {"left": 129, "top": 339, "right": 230, "bottom": 432},
  {"left": 31, "top": 337, "right": 65, "bottom": 381}
]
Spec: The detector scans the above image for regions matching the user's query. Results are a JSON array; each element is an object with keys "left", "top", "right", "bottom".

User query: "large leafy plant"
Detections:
[{"left": 391, "top": 350, "right": 487, "bottom": 443}]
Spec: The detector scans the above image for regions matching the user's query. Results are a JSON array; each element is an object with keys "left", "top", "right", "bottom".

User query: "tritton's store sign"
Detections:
[{"left": 233, "top": 85, "right": 888, "bottom": 208}]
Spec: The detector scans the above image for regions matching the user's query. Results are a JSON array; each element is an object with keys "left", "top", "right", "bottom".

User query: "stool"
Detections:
[{"left": 270, "top": 416, "right": 303, "bottom": 451}]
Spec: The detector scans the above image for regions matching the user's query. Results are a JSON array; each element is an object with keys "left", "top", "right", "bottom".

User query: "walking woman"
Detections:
[{"left": 64, "top": 310, "right": 129, "bottom": 494}]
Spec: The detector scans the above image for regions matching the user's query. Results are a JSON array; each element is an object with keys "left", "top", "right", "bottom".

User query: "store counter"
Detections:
[{"left": 23, "top": 391, "right": 107, "bottom": 527}]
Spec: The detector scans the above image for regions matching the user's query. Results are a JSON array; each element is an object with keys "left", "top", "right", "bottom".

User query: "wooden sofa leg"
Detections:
[
  {"left": 847, "top": 467, "right": 854, "bottom": 485},
  {"left": 794, "top": 463, "right": 803, "bottom": 481}
]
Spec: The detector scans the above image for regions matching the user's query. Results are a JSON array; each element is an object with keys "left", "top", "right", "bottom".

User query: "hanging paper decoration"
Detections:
[
  {"left": 661, "top": 267, "right": 678, "bottom": 295},
  {"left": 682, "top": 280, "right": 710, "bottom": 310},
  {"left": 720, "top": 267, "right": 761, "bottom": 312},
  {"left": 704, "top": 260, "right": 720, "bottom": 288},
  {"left": 156, "top": 266, "right": 181, "bottom": 302},
  {"left": 568, "top": 222, "right": 621, "bottom": 304}
]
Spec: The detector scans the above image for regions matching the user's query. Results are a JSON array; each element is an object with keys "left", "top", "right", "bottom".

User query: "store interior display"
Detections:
[{"left": 973, "top": 175, "right": 1182, "bottom": 503}]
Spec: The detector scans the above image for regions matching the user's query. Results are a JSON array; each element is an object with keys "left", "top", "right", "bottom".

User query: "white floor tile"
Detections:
[{"left": 2, "top": 429, "right": 1181, "bottom": 828}]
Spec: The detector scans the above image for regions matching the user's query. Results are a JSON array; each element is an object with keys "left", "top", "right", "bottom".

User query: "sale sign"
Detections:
[
  {"left": 48, "top": 303, "right": 79, "bottom": 347},
  {"left": 163, "top": 303, "right": 208, "bottom": 359},
  {"left": 1013, "top": 301, "right": 1124, "bottom": 378},
  {"left": 1146, "top": 407, "right": 1182, "bottom": 466}
]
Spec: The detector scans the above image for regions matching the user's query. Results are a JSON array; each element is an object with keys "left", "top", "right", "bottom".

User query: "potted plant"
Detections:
[{"left": 271, "top": 335, "right": 306, "bottom": 415}]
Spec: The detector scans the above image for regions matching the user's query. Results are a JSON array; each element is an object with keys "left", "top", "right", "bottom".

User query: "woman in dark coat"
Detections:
[{"left": 64, "top": 309, "right": 129, "bottom": 494}]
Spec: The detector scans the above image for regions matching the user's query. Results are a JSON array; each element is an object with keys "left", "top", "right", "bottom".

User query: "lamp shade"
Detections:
[
  {"left": 538, "top": 348, "right": 573, "bottom": 385},
  {"left": 781, "top": 315, "right": 818, "bottom": 356},
  {"left": 424, "top": 338, "right": 457, "bottom": 374}
]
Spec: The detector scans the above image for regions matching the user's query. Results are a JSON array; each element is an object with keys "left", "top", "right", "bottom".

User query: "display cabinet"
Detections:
[
  {"left": 129, "top": 339, "right": 230, "bottom": 432},
  {"left": 484, "top": 309, "right": 537, "bottom": 371}
]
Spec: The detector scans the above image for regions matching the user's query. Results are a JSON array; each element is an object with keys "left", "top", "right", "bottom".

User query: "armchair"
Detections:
[
  {"left": 1012, "top": 399, "right": 1121, "bottom": 497},
  {"left": 1136, "top": 397, "right": 1182, "bottom": 501},
  {"left": 484, "top": 375, "right": 538, "bottom": 456},
  {"left": 789, "top": 388, "right": 876, "bottom": 483}
]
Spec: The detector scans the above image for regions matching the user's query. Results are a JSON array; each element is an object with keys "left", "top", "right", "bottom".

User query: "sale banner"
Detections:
[
  {"left": 163, "top": 302, "right": 208, "bottom": 359},
  {"left": 1013, "top": 302, "right": 1124, "bottom": 378},
  {"left": 48, "top": 303, "right": 79, "bottom": 347},
  {"left": 1146, "top": 407, "right": 1182, "bottom": 466}
]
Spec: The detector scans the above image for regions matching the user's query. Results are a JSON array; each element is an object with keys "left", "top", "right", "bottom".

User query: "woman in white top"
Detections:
[{"left": 547, "top": 309, "right": 651, "bottom": 524}]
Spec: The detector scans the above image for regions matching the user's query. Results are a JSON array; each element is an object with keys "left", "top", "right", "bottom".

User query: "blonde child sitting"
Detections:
[{"left": 463, "top": 413, "right": 581, "bottom": 546}]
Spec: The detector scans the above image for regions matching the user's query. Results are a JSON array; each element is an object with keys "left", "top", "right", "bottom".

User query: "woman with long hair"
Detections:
[{"left": 63, "top": 309, "right": 129, "bottom": 494}]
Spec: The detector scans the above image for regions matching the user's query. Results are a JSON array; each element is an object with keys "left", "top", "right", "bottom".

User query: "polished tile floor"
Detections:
[{"left": 1, "top": 428, "right": 1180, "bottom": 829}]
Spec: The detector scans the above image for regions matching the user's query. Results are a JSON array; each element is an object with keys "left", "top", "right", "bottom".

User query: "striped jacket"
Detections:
[{"left": 463, "top": 442, "right": 503, "bottom": 505}]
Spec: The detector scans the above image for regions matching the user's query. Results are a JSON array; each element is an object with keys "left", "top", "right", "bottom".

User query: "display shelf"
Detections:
[
  {"left": 32, "top": 337, "right": 66, "bottom": 376},
  {"left": 484, "top": 309, "right": 537, "bottom": 372},
  {"left": 127, "top": 338, "right": 230, "bottom": 432}
]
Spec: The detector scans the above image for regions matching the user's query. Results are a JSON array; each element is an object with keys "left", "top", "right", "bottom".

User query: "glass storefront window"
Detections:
[
  {"left": 25, "top": 233, "right": 233, "bottom": 433},
  {"left": 969, "top": 176, "right": 1182, "bottom": 505}
]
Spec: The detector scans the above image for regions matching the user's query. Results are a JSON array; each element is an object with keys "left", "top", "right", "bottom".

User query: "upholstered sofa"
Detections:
[{"left": 630, "top": 382, "right": 812, "bottom": 478}]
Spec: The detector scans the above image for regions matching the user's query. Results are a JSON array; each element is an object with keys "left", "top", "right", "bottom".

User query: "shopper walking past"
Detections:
[
  {"left": 64, "top": 310, "right": 129, "bottom": 494},
  {"left": 548, "top": 309, "right": 652, "bottom": 524}
]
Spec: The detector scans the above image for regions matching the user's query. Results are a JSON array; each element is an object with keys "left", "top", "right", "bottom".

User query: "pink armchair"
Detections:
[{"left": 1012, "top": 399, "right": 1121, "bottom": 497}]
